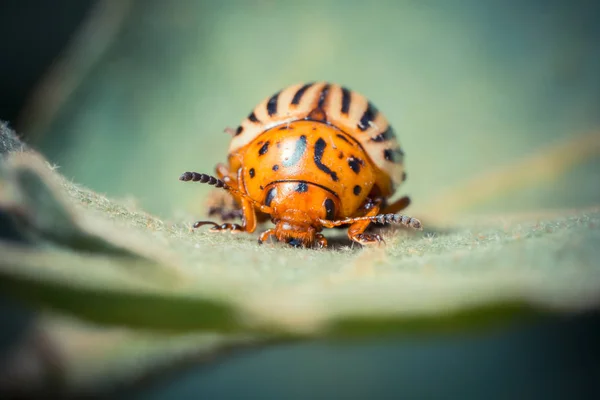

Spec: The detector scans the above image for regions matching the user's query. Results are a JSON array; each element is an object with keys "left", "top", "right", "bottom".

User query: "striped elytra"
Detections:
[{"left": 229, "top": 82, "right": 405, "bottom": 192}]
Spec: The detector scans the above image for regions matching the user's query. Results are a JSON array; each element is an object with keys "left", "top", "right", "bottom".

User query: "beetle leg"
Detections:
[
  {"left": 239, "top": 197, "right": 257, "bottom": 233},
  {"left": 257, "top": 229, "right": 276, "bottom": 245},
  {"left": 381, "top": 196, "right": 411, "bottom": 214},
  {"left": 315, "top": 233, "right": 328, "bottom": 248},
  {"left": 193, "top": 197, "right": 256, "bottom": 234},
  {"left": 193, "top": 221, "right": 243, "bottom": 233},
  {"left": 347, "top": 198, "right": 386, "bottom": 246},
  {"left": 206, "top": 163, "right": 243, "bottom": 220}
]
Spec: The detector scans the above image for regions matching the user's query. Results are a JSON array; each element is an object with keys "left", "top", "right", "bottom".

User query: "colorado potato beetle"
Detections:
[{"left": 180, "top": 82, "right": 422, "bottom": 248}]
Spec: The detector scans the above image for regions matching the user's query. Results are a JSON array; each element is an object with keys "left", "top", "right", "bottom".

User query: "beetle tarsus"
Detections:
[
  {"left": 193, "top": 220, "right": 243, "bottom": 233},
  {"left": 258, "top": 229, "right": 275, "bottom": 244},
  {"left": 352, "top": 233, "right": 385, "bottom": 246},
  {"left": 315, "top": 233, "right": 328, "bottom": 248}
]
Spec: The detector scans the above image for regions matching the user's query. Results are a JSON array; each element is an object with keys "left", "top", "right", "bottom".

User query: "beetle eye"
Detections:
[
  {"left": 287, "top": 238, "right": 303, "bottom": 247},
  {"left": 324, "top": 198, "right": 336, "bottom": 220}
]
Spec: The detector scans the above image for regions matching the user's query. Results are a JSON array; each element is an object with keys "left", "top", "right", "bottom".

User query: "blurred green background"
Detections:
[
  {"left": 2, "top": 2, "right": 600, "bottom": 398},
  {"left": 12, "top": 0, "right": 600, "bottom": 218}
]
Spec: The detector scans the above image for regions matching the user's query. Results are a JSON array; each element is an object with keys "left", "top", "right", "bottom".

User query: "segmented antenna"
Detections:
[
  {"left": 179, "top": 172, "right": 227, "bottom": 187},
  {"left": 179, "top": 171, "right": 273, "bottom": 214},
  {"left": 319, "top": 213, "right": 422, "bottom": 230}
]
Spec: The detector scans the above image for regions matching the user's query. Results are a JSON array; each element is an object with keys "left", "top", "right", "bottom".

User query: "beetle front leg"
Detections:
[
  {"left": 315, "top": 233, "right": 328, "bottom": 248},
  {"left": 195, "top": 194, "right": 257, "bottom": 234},
  {"left": 257, "top": 228, "right": 275, "bottom": 245},
  {"left": 181, "top": 170, "right": 259, "bottom": 235},
  {"left": 347, "top": 198, "right": 385, "bottom": 246},
  {"left": 381, "top": 195, "right": 410, "bottom": 214},
  {"left": 206, "top": 163, "right": 243, "bottom": 220}
]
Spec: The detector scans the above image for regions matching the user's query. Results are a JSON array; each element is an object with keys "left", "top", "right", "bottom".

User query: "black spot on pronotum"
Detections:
[
  {"left": 314, "top": 138, "right": 339, "bottom": 181},
  {"left": 265, "top": 187, "right": 277, "bottom": 207},
  {"left": 335, "top": 134, "right": 351, "bottom": 144},
  {"left": 341, "top": 87, "right": 351, "bottom": 114},
  {"left": 358, "top": 102, "right": 378, "bottom": 131},
  {"left": 249, "top": 168, "right": 255, "bottom": 178},
  {"left": 291, "top": 82, "right": 314, "bottom": 105},
  {"left": 371, "top": 126, "right": 395, "bottom": 142},
  {"left": 258, "top": 141, "right": 270, "bottom": 156},
  {"left": 324, "top": 198, "right": 336, "bottom": 220},
  {"left": 272, "top": 164, "right": 279, "bottom": 171},
  {"left": 317, "top": 84, "right": 330, "bottom": 109},
  {"left": 235, "top": 126, "right": 243, "bottom": 136},
  {"left": 295, "top": 182, "right": 308, "bottom": 193},
  {"left": 347, "top": 156, "right": 362, "bottom": 174},
  {"left": 383, "top": 148, "right": 404, "bottom": 163},
  {"left": 282, "top": 135, "right": 307, "bottom": 167},
  {"left": 266, "top": 91, "right": 280, "bottom": 116},
  {"left": 248, "top": 112, "right": 259, "bottom": 123},
  {"left": 353, "top": 185, "right": 362, "bottom": 195}
]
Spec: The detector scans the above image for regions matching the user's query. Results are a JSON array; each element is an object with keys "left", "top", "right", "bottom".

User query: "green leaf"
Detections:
[{"left": 1, "top": 151, "right": 599, "bottom": 339}]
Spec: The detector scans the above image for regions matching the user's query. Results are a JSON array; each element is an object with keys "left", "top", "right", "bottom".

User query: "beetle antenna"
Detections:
[
  {"left": 319, "top": 213, "right": 423, "bottom": 230},
  {"left": 179, "top": 171, "right": 273, "bottom": 214}
]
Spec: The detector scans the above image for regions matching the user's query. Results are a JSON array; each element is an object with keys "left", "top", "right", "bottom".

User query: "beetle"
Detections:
[{"left": 180, "top": 82, "right": 422, "bottom": 248}]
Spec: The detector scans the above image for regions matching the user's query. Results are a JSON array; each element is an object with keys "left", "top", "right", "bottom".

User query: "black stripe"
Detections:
[
  {"left": 341, "top": 87, "right": 351, "bottom": 114},
  {"left": 314, "top": 138, "right": 339, "bottom": 181},
  {"left": 317, "top": 84, "right": 330, "bottom": 109},
  {"left": 291, "top": 82, "right": 314, "bottom": 105},
  {"left": 383, "top": 148, "right": 404, "bottom": 163},
  {"left": 371, "top": 126, "right": 395, "bottom": 142},
  {"left": 264, "top": 180, "right": 340, "bottom": 200},
  {"left": 266, "top": 91, "right": 280, "bottom": 116},
  {"left": 358, "top": 102, "right": 378, "bottom": 131},
  {"left": 324, "top": 198, "right": 336, "bottom": 220},
  {"left": 282, "top": 135, "right": 307, "bottom": 167},
  {"left": 248, "top": 112, "right": 259, "bottom": 123}
]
